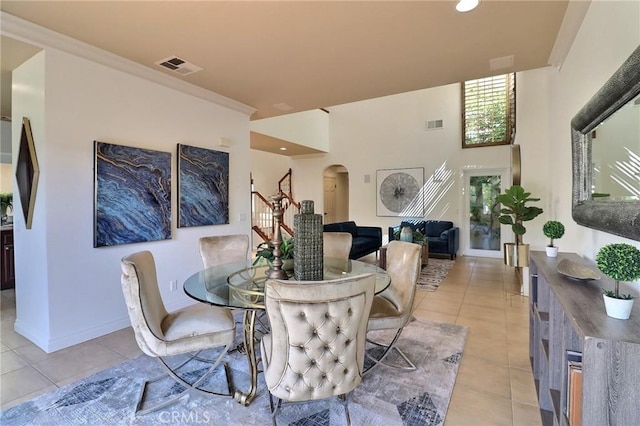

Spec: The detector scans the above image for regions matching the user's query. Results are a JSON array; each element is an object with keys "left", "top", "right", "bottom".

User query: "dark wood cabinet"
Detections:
[{"left": 1, "top": 228, "right": 15, "bottom": 290}]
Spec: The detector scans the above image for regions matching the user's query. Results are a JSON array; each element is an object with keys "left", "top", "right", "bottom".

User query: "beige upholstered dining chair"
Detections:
[
  {"left": 121, "top": 250, "right": 236, "bottom": 415},
  {"left": 323, "top": 231, "right": 353, "bottom": 259},
  {"left": 260, "top": 273, "right": 376, "bottom": 425},
  {"left": 199, "top": 234, "right": 250, "bottom": 268},
  {"left": 366, "top": 240, "right": 422, "bottom": 372}
]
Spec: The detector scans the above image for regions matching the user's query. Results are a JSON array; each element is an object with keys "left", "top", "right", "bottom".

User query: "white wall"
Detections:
[
  {"left": 250, "top": 149, "right": 291, "bottom": 197},
  {"left": 13, "top": 49, "right": 252, "bottom": 352},
  {"left": 12, "top": 51, "right": 50, "bottom": 346},
  {"left": 258, "top": 79, "right": 550, "bottom": 254},
  {"left": 546, "top": 0, "right": 640, "bottom": 263}
]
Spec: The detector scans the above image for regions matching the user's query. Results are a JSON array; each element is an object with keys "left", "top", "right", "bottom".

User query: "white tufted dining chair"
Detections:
[
  {"left": 366, "top": 240, "right": 422, "bottom": 372},
  {"left": 260, "top": 273, "right": 376, "bottom": 425},
  {"left": 121, "top": 251, "right": 236, "bottom": 415},
  {"left": 323, "top": 231, "right": 353, "bottom": 259},
  {"left": 199, "top": 234, "right": 250, "bottom": 268}
]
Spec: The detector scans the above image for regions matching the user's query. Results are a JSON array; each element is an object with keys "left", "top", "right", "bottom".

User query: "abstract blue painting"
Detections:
[
  {"left": 177, "top": 144, "right": 229, "bottom": 227},
  {"left": 94, "top": 141, "right": 171, "bottom": 247}
]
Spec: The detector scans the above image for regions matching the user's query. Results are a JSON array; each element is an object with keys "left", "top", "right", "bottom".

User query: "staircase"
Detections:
[{"left": 251, "top": 168, "right": 300, "bottom": 243}]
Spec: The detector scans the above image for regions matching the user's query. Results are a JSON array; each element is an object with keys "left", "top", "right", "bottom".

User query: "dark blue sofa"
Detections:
[
  {"left": 323, "top": 221, "right": 382, "bottom": 260},
  {"left": 388, "top": 220, "right": 459, "bottom": 259}
]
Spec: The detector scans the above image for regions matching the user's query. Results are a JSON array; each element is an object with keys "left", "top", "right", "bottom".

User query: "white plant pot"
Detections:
[
  {"left": 603, "top": 294, "right": 634, "bottom": 320},
  {"left": 545, "top": 246, "right": 559, "bottom": 257}
]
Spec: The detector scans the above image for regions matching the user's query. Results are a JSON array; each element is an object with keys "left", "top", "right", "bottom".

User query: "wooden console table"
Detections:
[
  {"left": 529, "top": 251, "right": 640, "bottom": 425},
  {"left": 379, "top": 243, "right": 428, "bottom": 270}
]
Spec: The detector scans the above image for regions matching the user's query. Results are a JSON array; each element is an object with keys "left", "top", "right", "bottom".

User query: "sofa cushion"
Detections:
[{"left": 425, "top": 220, "right": 453, "bottom": 238}]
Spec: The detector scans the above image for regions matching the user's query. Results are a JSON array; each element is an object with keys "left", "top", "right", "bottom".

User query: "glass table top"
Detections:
[{"left": 183, "top": 257, "right": 390, "bottom": 310}]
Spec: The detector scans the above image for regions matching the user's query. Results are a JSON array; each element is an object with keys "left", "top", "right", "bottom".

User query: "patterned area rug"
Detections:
[
  {"left": 1, "top": 319, "right": 466, "bottom": 426},
  {"left": 416, "top": 259, "right": 455, "bottom": 291}
]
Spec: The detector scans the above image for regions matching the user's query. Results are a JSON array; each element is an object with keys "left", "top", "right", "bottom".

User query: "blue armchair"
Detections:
[{"left": 388, "top": 220, "right": 459, "bottom": 260}]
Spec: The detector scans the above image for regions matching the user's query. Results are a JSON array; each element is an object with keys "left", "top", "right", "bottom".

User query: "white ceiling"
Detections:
[{"left": 0, "top": 0, "right": 584, "bottom": 154}]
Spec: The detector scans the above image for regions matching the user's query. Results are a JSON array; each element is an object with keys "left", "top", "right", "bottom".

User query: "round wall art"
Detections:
[{"left": 376, "top": 168, "right": 424, "bottom": 216}]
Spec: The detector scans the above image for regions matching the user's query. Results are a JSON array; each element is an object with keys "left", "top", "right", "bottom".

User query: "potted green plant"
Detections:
[
  {"left": 253, "top": 237, "right": 295, "bottom": 270},
  {"left": 497, "top": 185, "right": 544, "bottom": 267},
  {"left": 393, "top": 228, "right": 426, "bottom": 244},
  {"left": 596, "top": 243, "right": 640, "bottom": 319},
  {"left": 0, "top": 193, "right": 13, "bottom": 225},
  {"left": 542, "top": 220, "right": 565, "bottom": 257}
]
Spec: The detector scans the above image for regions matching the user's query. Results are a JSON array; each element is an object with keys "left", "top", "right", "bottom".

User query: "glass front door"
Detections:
[{"left": 465, "top": 172, "right": 505, "bottom": 257}]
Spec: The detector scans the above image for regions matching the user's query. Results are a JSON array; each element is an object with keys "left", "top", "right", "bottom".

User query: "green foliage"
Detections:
[
  {"left": 602, "top": 289, "right": 634, "bottom": 300},
  {"left": 393, "top": 228, "right": 426, "bottom": 244},
  {"left": 253, "top": 237, "right": 294, "bottom": 265},
  {"left": 596, "top": 243, "right": 640, "bottom": 299},
  {"left": 0, "top": 193, "right": 12, "bottom": 214},
  {"left": 542, "top": 221, "right": 565, "bottom": 247},
  {"left": 496, "top": 185, "right": 543, "bottom": 244}
]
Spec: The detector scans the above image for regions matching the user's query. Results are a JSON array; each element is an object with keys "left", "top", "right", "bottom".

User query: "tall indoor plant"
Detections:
[
  {"left": 596, "top": 243, "right": 640, "bottom": 319},
  {"left": 542, "top": 220, "right": 565, "bottom": 257},
  {"left": 497, "top": 185, "right": 543, "bottom": 267}
]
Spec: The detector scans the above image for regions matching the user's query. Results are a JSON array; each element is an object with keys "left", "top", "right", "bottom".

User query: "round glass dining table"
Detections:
[
  {"left": 183, "top": 257, "right": 390, "bottom": 406},
  {"left": 184, "top": 257, "right": 390, "bottom": 309}
]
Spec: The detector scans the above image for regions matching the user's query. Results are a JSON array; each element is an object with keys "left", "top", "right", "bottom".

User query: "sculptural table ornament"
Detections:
[{"left": 267, "top": 192, "right": 288, "bottom": 280}]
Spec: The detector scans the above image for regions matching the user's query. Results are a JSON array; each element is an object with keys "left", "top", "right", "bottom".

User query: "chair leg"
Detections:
[
  {"left": 268, "top": 392, "right": 282, "bottom": 426},
  {"left": 364, "top": 328, "right": 416, "bottom": 373},
  {"left": 135, "top": 343, "right": 233, "bottom": 415},
  {"left": 339, "top": 393, "right": 352, "bottom": 426}
]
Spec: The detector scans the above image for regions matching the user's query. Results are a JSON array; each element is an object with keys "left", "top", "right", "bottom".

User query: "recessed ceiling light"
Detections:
[
  {"left": 279, "top": 147, "right": 287, "bottom": 151},
  {"left": 456, "top": 0, "right": 479, "bottom": 12}
]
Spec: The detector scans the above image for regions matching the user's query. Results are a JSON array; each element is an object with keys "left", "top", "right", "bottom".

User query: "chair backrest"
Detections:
[
  {"left": 121, "top": 250, "right": 168, "bottom": 357},
  {"left": 199, "top": 234, "right": 249, "bottom": 268},
  {"left": 383, "top": 240, "right": 422, "bottom": 322},
  {"left": 263, "top": 273, "right": 375, "bottom": 402},
  {"left": 323, "top": 232, "right": 353, "bottom": 259}
]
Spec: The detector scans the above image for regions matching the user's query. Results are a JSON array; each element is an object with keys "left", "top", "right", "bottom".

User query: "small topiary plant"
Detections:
[
  {"left": 596, "top": 243, "right": 640, "bottom": 300},
  {"left": 542, "top": 221, "right": 565, "bottom": 248}
]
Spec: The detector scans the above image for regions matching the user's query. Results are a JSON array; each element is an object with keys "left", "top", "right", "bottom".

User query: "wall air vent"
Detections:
[
  {"left": 426, "top": 120, "right": 444, "bottom": 130},
  {"left": 155, "top": 56, "right": 203, "bottom": 76}
]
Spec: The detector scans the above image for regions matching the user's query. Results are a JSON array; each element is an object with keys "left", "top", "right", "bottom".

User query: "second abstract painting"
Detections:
[{"left": 177, "top": 144, "right": 229, "bottom": 227}]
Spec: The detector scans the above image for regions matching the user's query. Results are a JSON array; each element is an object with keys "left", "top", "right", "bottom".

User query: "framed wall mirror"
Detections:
[{"left": 571, "top": 45, "right": 640, "bottom": 242}]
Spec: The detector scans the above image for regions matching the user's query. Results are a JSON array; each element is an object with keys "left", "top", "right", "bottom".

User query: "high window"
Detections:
[{"left": 462, "top": 73, "right": 516, "bottom": 148}]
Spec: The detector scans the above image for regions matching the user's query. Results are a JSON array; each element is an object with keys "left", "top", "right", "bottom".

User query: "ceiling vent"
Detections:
[
  {"left": 155, "top": 56, "right": 203, "bottom": 76},
  {"left": 490, "top": 55, "right": 514, "bottom": 71},
  {"left": 426, "top": 120, "right": 444, "bottom": 130}
]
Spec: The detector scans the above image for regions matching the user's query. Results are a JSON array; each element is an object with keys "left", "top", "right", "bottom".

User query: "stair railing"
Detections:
[{"left": 251, "top": 169, "right": 301, "bottom": 243}]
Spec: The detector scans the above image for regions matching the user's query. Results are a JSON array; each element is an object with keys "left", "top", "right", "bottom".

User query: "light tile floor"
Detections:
[{"left": 0, "top": 255, "right": 542, "bottom": 425}]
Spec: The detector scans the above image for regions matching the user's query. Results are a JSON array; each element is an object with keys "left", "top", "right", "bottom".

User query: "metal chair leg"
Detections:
[
  {"left": 135, "top": 343, "right": 233, "bottom": 415},
  {"left": 364, "top": 328, "right": 416, "bottom": 373}
]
